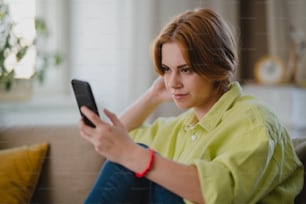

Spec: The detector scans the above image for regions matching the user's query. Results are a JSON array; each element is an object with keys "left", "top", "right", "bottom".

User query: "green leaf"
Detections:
[
  {"left": 54, "top": 53, "right": 62, "bottom": 65},
  {"left": 0, "top": 70, "right": 14, "bottom": 91},
  {"left": 35, "top": 18, "right": 48, "bottom": 37},
  {"left": 16, "top": 46, "right": 28, "bottom": 61},
  {"left": 5, "top": 80, "right": 12, "bottom": 90},
  {"left": 33, "top": 70, "right": 45, "bottom": 83}
]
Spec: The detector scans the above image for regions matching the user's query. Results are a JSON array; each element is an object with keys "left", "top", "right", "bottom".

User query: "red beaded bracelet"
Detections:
[{"left": 135, "top": 148, "right": 155, "bottom": 178}]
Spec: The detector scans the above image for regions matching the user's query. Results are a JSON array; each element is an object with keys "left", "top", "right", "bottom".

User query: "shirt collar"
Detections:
[{"left": 184, "top": 81, "right": 243, "bottom": 131}]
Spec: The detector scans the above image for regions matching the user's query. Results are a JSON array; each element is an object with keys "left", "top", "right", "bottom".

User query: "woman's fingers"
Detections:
[
  {"left": 103, "top": 108, "right": 123, "bottom": 127},
  {"left": 80, "top": 106, "right": 106, "bottom": 126},
  {"left": 80, "top": 106, "right": 123, "bottom": 129},
  {"left": 78, "top": 119, "right": 95, "bottom": 142},
  {"left": 78, "top": 107, "right": 132, "bottom": 162}
]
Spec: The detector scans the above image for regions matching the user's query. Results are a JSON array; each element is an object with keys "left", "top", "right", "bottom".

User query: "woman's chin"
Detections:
[{"left": 174, "top": 101, "right": 191, "bottom": 110}]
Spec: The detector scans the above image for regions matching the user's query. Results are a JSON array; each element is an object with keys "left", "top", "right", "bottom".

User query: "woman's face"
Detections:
[{"left": 161, "top": 42, "right": 220, "bottom": 118}]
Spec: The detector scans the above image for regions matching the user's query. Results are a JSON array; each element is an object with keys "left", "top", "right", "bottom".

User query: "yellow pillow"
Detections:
[{"left": 0, "top": 143, "right": 49, "bottom": 204}]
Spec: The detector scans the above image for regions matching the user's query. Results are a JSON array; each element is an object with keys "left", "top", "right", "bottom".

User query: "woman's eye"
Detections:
[
  {"left": 161, "top": 66, "right": 170, "bottom": 73},
  {"left": 181, "top": 68, "right": 192, "bottom": 73}
]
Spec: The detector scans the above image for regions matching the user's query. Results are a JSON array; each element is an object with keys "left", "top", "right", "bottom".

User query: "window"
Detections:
[
  {"left": 0, "top": 0, "right": 71, "bottom": 126},
  {"left": 3, "top": 0, "right": 36, "bottom": 79}
]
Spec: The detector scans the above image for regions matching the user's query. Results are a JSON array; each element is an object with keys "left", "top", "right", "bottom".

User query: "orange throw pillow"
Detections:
[{"left": 0, "top": 143, "right": 49, "bottom": 203}]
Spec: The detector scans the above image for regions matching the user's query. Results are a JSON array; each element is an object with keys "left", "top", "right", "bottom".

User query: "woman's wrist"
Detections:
[
  {"left": 121, "top": 144, "right": 154, "bottom": 176},
  {"left": 135, "top": 148, "right": 155, "bottom": 178}
]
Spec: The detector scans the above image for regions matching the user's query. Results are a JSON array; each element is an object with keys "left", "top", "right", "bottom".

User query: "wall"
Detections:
[{"left": 1, "top": 0, "right": 305, "bottom": 131}]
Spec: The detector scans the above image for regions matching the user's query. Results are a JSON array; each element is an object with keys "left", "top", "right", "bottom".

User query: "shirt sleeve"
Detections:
[
  {"left": 129, "top": 116, "right": 179, "bottom": 145},
  {"left": 189, "top": 126, "right": 303, "bottom": 204},
  {"left": 128, "top": 118, "right": 162, "bottom": 144}
]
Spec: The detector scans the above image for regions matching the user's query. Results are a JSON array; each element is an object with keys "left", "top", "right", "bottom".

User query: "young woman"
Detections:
[{"left": 78, "top": 8, "right": 303, "bottom": 204}]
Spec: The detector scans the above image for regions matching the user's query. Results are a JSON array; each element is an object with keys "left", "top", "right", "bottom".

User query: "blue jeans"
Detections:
[{"left": 84, "top": 145, "right": 184, "bottom": 204}]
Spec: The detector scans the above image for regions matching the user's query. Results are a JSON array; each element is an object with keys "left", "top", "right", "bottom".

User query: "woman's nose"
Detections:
[{"left": 167, "top": 72, "right": 182, "bottom": 89}]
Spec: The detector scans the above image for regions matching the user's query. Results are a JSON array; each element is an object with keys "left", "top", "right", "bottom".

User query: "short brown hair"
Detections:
[{"left": 152, "top": 8, "right": 238, "bottom": 92}]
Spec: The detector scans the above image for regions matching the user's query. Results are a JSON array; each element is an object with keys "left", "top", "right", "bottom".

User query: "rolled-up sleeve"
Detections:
[
  {"left": 186, "top": 128, "right": 303, "bottom": 204},
  {"left": 193, "top": 159, "right": 234, "bottom": 203}
]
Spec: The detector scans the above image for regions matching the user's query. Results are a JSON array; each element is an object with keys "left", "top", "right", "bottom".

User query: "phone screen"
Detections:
[{"left": 71, "top": 79, "right": 99, "bottom": 128}]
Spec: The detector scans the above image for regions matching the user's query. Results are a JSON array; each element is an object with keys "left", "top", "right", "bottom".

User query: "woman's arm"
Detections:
[
  {"left": 122, "top": 144, "right": 205, "bottom": 204},
  {"left": 79, "top": 107, "right": 205, "bottom": 203},
  {"left": 120, "top": 77, "right": 172, "bottom": 131},
  {"left": 78, "top": 77, "right": 204, "bottom": 203}
]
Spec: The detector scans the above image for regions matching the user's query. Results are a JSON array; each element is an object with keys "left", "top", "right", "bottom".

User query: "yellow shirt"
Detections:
[{"left": 130, "top": 82, "right": 304, "bottom": 204}]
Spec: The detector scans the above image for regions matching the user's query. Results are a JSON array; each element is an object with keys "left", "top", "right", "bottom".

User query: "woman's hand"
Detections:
[
  {"left": 119, "top": 77, "right": 172, "bottom": 131},
  {"left": 149, "top": 77, "right": 172, "bottom": 104},
  {"left": 79, "top": 106, "right": 137, "bottom": 163}
]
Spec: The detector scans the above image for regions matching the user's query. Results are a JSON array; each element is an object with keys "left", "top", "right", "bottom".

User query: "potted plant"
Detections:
[{"left": 0, "top": 1, "right": 62, "bottom": 92}]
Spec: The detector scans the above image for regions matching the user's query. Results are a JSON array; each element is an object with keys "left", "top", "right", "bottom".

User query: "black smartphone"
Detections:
[{"left": 71, "top": 79, "right": 100, "bottom": 128}]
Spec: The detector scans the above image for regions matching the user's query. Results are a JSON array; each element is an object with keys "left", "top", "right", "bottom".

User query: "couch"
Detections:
[
  {"left": 0, "top": 125, "right": 104, "bottom": 204},
  {"left": 0, "top": 125, "right": 305, "bottom": 203}
]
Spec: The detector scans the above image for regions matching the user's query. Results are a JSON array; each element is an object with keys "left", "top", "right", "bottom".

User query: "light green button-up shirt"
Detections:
[{"left": 130, "top": 82, "right": 304, "bottom": 204}]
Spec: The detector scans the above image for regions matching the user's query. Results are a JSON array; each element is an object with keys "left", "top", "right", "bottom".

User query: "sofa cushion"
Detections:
[
  {"left": 0, "top": 143, "right": 49, "bottom": 203},
  {"left": 0, "top": 125, "right": 105, "bottom": 204}
]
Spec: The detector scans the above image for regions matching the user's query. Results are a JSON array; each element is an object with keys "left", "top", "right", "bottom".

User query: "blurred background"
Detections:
[{"left": 0, "top": 0, "right": 305, "bottom": 137}]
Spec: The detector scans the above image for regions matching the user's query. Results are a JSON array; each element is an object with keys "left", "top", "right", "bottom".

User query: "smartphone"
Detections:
[{"left": 71, "top": 79, "right": 100, "bottom": 128}]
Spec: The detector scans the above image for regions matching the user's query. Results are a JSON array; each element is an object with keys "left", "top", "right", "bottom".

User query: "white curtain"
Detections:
[
  {"left": 115, "top": 0, "right": 157, "bottom": 112},
  {"left": 35, "top": 0, "right": 70, "bottom": 95}
]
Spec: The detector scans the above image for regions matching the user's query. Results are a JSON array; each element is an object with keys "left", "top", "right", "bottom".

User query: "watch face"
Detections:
[{"left": 254, "top": 56, "right": 285, "bottom": 85}]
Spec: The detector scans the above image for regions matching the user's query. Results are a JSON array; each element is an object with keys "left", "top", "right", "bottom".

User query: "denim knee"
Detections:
[{"left": 84, "top": 159, "right": 149, "bottom": 204}]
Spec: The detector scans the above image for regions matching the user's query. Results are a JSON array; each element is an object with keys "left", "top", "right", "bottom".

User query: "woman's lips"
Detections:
[{"left": 172, "top": 93, "right": 188, "bottom": 100}]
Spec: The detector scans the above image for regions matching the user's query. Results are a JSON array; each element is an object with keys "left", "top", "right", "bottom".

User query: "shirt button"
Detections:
[{"left": 191, "top": 134, "right": 197, "bottom": 141}]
